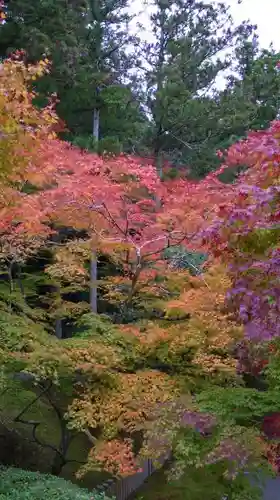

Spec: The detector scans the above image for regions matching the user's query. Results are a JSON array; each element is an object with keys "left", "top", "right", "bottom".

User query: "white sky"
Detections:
[
  {"left": 130, "top": 0, "right": 280, "bottom": 50},
  {"left": 224, "top": 0, "right": 280, "bottom": 50},
  {"left": 128, "top": 0, "right": 280, "bottom": 90}
]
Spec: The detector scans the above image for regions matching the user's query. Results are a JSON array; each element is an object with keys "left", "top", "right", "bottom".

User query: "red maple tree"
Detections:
[{"left": 26, "top": 138, "right": 235, "bottom": 309}]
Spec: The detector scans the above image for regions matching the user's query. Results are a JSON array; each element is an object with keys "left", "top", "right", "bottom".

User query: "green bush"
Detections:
[
  {"left": 0, "top": 467, "right": 111, "bottom": 500},
  {"left": 71, "top": 135, "right": 98, "bottom": 152}
]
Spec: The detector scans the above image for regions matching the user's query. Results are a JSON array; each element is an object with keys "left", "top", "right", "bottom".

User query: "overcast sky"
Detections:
[
  {"left": 224, "top": 0, "right": 280, "bottom": 50},
  {"left": 128, "top": 0, "right": 280, "bottom": 90},
  {"left": 130, "top": 0, "right": 280, "bottom": 51}
]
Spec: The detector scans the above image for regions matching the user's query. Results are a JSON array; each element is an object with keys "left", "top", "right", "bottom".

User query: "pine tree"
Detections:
[
  {"left": 142, "top": 0, "right": 256, "bottom": 176},
  {"left": 0, "top": 0, "right": 148, "bottom": 153}
]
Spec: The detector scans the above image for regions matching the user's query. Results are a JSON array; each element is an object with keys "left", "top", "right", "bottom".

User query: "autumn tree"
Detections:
[
  {"left": 1, "top": 48, "right": 279, "bottom": 498},
  {"left": 0, "top": 55, "right": 193, "bottom": 482},
  {"left": 0, "top": 55, "right": 75, "bottom": 341},
  {"left": 2, "top": 256, "right": 265, "bottom": 483},
  {"left": 204, "top": 121, "right": 280, "bottom": 342},
  {"left": 0, "top": 54, "right": 64, "bottom": 276},
  {"left": 1, "top": 81, "right": 258, "bottom": 482},
  {"left": 186, "top": 120, "right": 280, "bottom": 477},
  {"left": 29, "top": 137, "right": 237, "bottom": 321},
  {"left": 120, "top": 120, "right": 280, "bottom": 492},
  {"left": 0, "top": 54, "right": 57, "bottom": 181}
]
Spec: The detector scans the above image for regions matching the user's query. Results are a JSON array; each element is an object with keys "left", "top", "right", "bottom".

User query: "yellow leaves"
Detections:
[
  {"left": 45, "top": 240, "right": 90, "bottom": 284},
  {"left": 161, "top": 265, "right": 242, "bottom": 379},
  {"left": 0, "top": 115, "right": 19, "bottom": 134},
  {"left": 164, "top": 304, "right": 189, "bottom": 320},
  {"left": 192, "top": 352, "right": 237, "bottom": 374},
  {"left": 67, "top": 339, "right": 121, "bottom": 372},
  {"left": 13, "top": 336, "right": 74, "bottom": 384},
  {"left": 47, "top": 131, "right": 57, "bottom": 140},
  {"left": 122, "top": 262, "right": 243, "bottom": 383},
  {"left": 67, "top": 369, "right": 177, "bottom": 448},
  {"left": 51, "top": 301, "right": 90, "bottom": 321},
  {"left": 101, "top": 370, "right": 176, "bottom": 428},
  {"left": 161, "top": 268, "right": 192, "bottom": 294},
  {"left": 25, "top": 58, "right": 51, "bottom": 80},
  {"left": 67, "top": 398, "right": 101, "bottom": 433},
  {"left": 0, "top": 57, "right": 59, "bottom": 188},
  {"left": 168, "top": 326, "right": 202, "bottom": 353},
  {"left": 98, "top": 240, "right": 132, "bottom": 260},
  {"left": 102, "top": 275, "right": 136, "bottom": 304},
  {"left": 165, "top": 263, "right": 232, "bottom": 318}
]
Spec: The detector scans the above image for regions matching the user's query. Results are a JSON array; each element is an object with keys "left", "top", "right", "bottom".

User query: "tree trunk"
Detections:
[
  {"left": 51, "top": 452, "right": 65, "bottom": 476},
  {"left": 90, "top": 250, "right": 98, "bottom": 313},
  {"left": 154, "top": 8, "right": 166, "bottom": 179},
  {"left": 54, "top": 286, "right": 63, "bottom": 338},
  {"left": 55, "top": 318, "right": 63, "bottom": 339},
  {"left": 93, "top": 107, "right": 100, "bottom": 143},
  {"left": 90, "top": 107, "right": 100, "bottom": 314}
]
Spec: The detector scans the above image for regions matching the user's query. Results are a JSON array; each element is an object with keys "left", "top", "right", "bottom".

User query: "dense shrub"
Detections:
[{"left": 0, "top": 467, "right": 111, "bottom": 500}]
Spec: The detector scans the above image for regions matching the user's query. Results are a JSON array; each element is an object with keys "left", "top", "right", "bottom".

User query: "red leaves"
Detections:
[
  {"left": 0, "top": 58, "right": 62, "bottom": 260},
  {"left": 1, "top": 55, "right": 233, "bottom": 266},
  {"left": 94, "top": 439, "right": 141, "bottom": 476},
  {"left": 263, "top": 413, "right": 280, "bottom": 440},
  {"left": 75, "top": 437, "right": 142, "bottom": 478}
]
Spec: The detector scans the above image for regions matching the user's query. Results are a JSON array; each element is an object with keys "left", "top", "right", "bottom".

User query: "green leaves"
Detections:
[
  {"left": 0, "top": 467, "right": 111, "bottom": 500},
  {"left": 1, "top": 0, "right": 146, "bottom": 155},
  {"left": 196, "top": 387, "right": 280, "bottom": 424},
  {"left": 237, "top": 227, "right": 280, "bottom": 255}
]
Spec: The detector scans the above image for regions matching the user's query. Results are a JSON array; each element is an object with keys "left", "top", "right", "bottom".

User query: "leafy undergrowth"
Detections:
[
  {"left": 0, "top": 467, "right": 111, "bottom": 500},
  {"left": 134, "top": 463, "right": 263, "bottom": 500}
]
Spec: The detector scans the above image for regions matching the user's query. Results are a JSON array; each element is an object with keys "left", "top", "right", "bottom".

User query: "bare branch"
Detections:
[
  {"left": 84, "top": 428, "right": 98, "bottom": 444},
  {"left": 13, "top": 380, "right": 66, "bottom": 458}
]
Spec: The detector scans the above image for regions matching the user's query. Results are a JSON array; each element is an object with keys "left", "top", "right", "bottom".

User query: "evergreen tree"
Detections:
[
  {"left": 140, "top": 1, "right": 279, "bottom": 177},
  {"left": 2, "top": 0, "right": 280, "bottom": 167},
  {"left": 227, "top": 41, "right": 280, "bottom": 132},
  {"left": 142, "top": 0, "right": 256, "bottom": 176},
  {"left": 0, "top": 0, "right": 148, "bottom": 153}
]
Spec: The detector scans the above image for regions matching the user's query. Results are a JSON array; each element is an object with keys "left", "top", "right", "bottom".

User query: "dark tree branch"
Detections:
[
  {"left": 12, "top": 378, "right": 87, "bottom": 473},
  {"left": 13, "top": 380, "right": 65, "bottom": 456}
]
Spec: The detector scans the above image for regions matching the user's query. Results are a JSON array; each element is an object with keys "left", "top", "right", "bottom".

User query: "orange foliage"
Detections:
[
  {"left": 0, "top": 55, "right": 62, "bottom": 260},
  {"left": 67, "top": 369, "right": 177, "bottom": 434},
  {"left": 1, "top": 53, "right": 250, "bottom": 479},
  {"left": 65, "top": 368, "right": 177, "bottom": 476},
  {"left": 0, "top": 55, "right": 58, "bottom": 183},
  {"left": 78, "top": 438, "right": 140, "bottom": 478},
  {"left": 121, "top": 263, "right": 243, "bottom": 380},
  {"left": 21, "top": 138, "right": 234, "bottom": 299}
]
